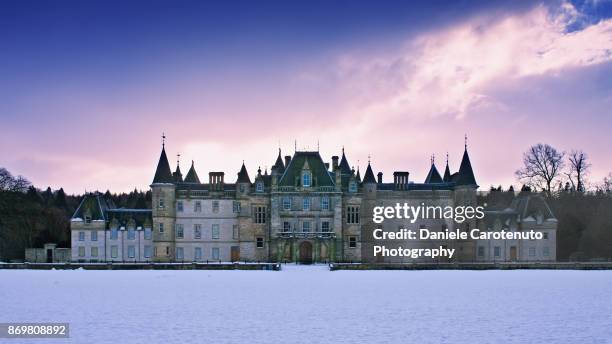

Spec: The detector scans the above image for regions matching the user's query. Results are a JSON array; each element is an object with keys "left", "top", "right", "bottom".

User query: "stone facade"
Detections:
[{"left": 70, "top": 142, "right": 557, "bottom": 263}]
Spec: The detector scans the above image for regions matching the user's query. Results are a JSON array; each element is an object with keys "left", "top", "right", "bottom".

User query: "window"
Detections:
[
  {"left": 302, "top": 221, "right": 311, "bottom": 232},
  {"left": 478, "top": 246, "right": 485, "bottom": 257},
  {"left": 78, "top": 246, "right": 85, "bottom": 257},
  {"left": 194, "top": 224, "right": 202, "bottom": 239},
  {"left": 233, "top": 201, "right": 241, "bottom": 213},
  {"left": 91, "top": 231, "right": 98, "bottom": 241},
  {"left": 347, "top": 206, "right": 360, "bottom": 224},
  {"left": 158, "top": 223, "right": 164, "bottom": 233},
  {"left": 78, "top": 231, "right": 85, "bottom": 241},
  {"left": 128, "top": 228, "right": 135, "bottom": 240},
  {"left": 303, "top": 198, "right": 311, "bottom": 211},
  {"left": 253, "top": 206, "right": 266, "bottom": 224},
  {"left": 212, "top": 224, "right": 220, "bottom": 239},
  {"left": 176, "top": 224, "right": 184, "bottom": 239},
  {"left": 177, "top": 201, "right": 184, "bottom": 212},
  {"left": 321, "top": 197, "right": 330, "bottom": 210},
  {"left": 543, "top": 232, "right": 549, "bottom": 240},
  {"left": 302, "top": 171, "right": 311, "bottom": 187},
  {"left": 158, "top": 198, "right": 165, "bottom": 208},
  {"left": 111, "top": 246, "right": 118, "bottom": 258},
  {"left": 144, "top": 228, "right": 152, "bottom": 240},
  {"left": 529, "top": 247, "right": 536, "bottom": 257},
  {"left": 195, "top": 247, "right": 202, "bottom": 260},
  {"left": 91, "top": 246, "right": 98, "bottom": 257},
  {"left": 349, "top": 181, "right": 357, "bottom": 192},
  {"left": 166, "top": 246, "right": 170, "bottom": 256},
  {"left": 212, "top": 247, "right": 220, "bottom": 260},
  {"left": 85, "top": 216, "right": 92, "bottom": 224},
  {"left": 144, "top": 246, "right": 151, "bottom": 258},
  {"left": 111, "top": 228, "right": 118, "bottom": 240},
  {"left": 212, "top": 201, "right": 219, "bottom": 213},
  {"left": 494, "top": 246, "right": 501, "bottom": 257},
  {"left": 282, "top": 197, "right": 292, "bottom": 210},
  {"left": 321, "top": 221, "right": 330, "bottom": 232},
  {"left": 256, "top": 182, "right": 264, "bottom": 192},
  {"left": 194, "top": 201, "right": 202, "bottom": 213},
  {"left": 543, "top": 247, "right": 550, "bottom": 257},
  {"left": 232, "top": 224, "right": 239, "bottom": 239},
  {"left": 283, "top": 221, "right": 291, "bottom": 232},
  {"left": 349, "top": 236, "right": 357, "bottom": 248},
  {"left": 128, "top": 245, "right": 135, "bottom": 258},
  {"left": 176, "top": 247, "right": 184, "bottom": 260},
  {"left": 256, "top": 237, "right": 264, "bottom": 248},
  {"left": 239, "top": 184, "right": 245, "bottom": 193}
]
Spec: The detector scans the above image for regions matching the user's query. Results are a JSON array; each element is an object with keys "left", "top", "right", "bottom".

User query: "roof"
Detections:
[
  {"left": 377, "top": 182, "right": 455, "bottom": 191},
  {"left": 424, "top": 163, "right": 443, "bottom": 183},
  {"left": 152, "top": 146, "right": 174, "bottom": 184},
  {"left": 443, "top": 163, "right": 451, "bottom": 182},
  {"left": 72, "top": 193, "right": 116, "bottom": 221},
  {"left": 511, "top": 194, "right": 556, "bottom": 220},
  {"left": 362, "top": 163, "right": 376, "bottom": 184},
  {"left": 271, "top": 149, "right": 285, "bottom": 173},
  {"left": 278, "top": 151, "right": 334, "bottom": 187},
  {"left": 184, "top": 161, "right": 201, "bottom": 184},
  {"left": 338, "top": 149, "right": 352, "bottom": 175},
  {"left": 105, "top": 209, "right": 152, "bottom": 229},
  {"left": 236, "top": 162, "right": 251, "bottom": 183},
  {"left": 455, "top": 148, "right": 477, "bottom": 186},
  {"left": 173, "top": 164, "right": 183, "bottom": 183}
]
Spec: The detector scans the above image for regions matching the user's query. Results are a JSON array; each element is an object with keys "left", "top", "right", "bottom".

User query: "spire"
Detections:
[
  {"left": 272, "top": 148, "right": 285, "bottom": 172},
  {"left": 456, "top": 145, "right": 477, "bottom": 186},
  {"left": 424, "top": 162, "right": 443, "bottom": 184},
  {"left": 362, "top": 162, "right": 376, "bottom": 184},
  {"left": 184, "top": 160, "right": 201, "bottom": 184},
  {"left": 152, "top": 141, "right": 173, "bottom": 184},
  {"left": 356, "top": 166, "right": 361, "bottom": 182},
  {"left": 443, "top": 152, "right": 451, "bottom": 182},
  {"left": 237, "top": 161, "right": 251, "bottom": 183},
  {"left": 339, "top": 147, "right": 352, "bottom": 175}
]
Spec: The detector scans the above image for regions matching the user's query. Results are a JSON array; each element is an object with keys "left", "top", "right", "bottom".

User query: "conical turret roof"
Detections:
[
  {"left": 356, "top": 167, "right": 361, "bottom": 182},
  {"left": 443, "top": 162, "right": 451, "bottom": 182},
  {"left": 173, "top": 164, "right": 183, "bottom": 183},
  {"left": 271, "top": 148, "right": 285, "bottom": 173},
  {"left": 362, "top": 162, "right": 376, "bottom": 184},
  {"left": 237, "top": 162, "right": 251, "bottom": 183},
  {"left": 152, "top": 146, "right": 173, "bottom": 184},
  {"left": 184, "top": 161, "right": 201, "bottom": 184},
  {"left": 456, "top": 148, "right": 477, "bottom": 186},
  {"left": 424, "top": 163, "right": 443, "bottom": 183},
  {"left": 339, "top": 148, "right": 352, "bottom": 175}
]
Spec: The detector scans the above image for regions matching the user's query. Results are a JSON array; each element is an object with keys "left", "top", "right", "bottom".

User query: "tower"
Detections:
[{"left": 150, "top": 136, "right": 176, "bottom": 262}]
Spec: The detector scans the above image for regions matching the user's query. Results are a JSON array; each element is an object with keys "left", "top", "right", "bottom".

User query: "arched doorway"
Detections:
[{"left": 299, "top": 241, "right": 313, "bottom": 264}]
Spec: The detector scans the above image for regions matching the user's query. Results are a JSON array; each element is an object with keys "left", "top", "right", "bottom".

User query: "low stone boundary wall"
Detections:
[
  {"left": 0, "top": 262, "right": 280, "bottom": 271},
  {"left": 329, "top": 262, "right": 612, "bottom": 271}
]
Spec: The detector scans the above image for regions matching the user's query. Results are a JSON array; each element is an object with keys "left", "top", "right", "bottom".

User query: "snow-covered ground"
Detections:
[{"left": 1, "top": 265, "right": 611, "bottom": 344}]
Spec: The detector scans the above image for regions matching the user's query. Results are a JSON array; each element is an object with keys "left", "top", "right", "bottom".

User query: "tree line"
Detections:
[{"left": 0, "top": 168, "right": 151, "bottom": 261}]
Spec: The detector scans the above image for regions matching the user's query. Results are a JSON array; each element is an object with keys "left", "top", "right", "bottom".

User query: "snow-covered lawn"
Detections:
[{"left": 1, "top": 265, "right": 611, "bottom": 344}]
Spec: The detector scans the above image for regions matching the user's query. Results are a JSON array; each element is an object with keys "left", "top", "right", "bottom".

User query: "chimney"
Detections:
[
  {"left": 332, "top": 156, "right": 339, "bottom": 171},
  {"left": 209, "top": 172, "right": 225, "bottom": 191},
  {"left": 285, "top": 155, "right": 291, "bottom": 167},
  {"left": 324, "top": 163, "right": 330, "bottom": 170},
  {"left": 393, "top": 172, "right": 409, "bottom": 190},
  {"left": 377, "top": 172, "right": 383, "bottom": 184}
]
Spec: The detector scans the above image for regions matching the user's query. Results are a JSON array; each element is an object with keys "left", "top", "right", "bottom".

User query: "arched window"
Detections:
[{"left": 302, "top": 171, "right": 311, "bottom": 187}]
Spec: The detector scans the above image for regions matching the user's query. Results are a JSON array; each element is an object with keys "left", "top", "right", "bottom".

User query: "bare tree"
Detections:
[
  {"left": 0, "top": 167, "right": 31, "bottom": 192},
  {"left": 515, "top": 144, "right": 565, "bottom": 197},
  {"left": 598, "top": 173, "right": 612, "bottom": 194},
  {"left": 565, "top": 150, "right": 591, "bottom": 193}
]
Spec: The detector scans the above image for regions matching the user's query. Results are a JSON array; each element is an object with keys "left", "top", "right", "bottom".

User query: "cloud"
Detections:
[{"left": 330, "top": 1, "right": 612, "bottom": 122}]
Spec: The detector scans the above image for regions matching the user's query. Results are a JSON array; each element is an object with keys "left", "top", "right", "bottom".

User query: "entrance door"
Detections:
[
  {"left": 46, "top": 249, "right": 53, "bottom": 263},
  {"left": 299, "top": 242, "right": 313, "bottom": 264},
  {"left": 231, "top": 246, "right": 240, "bottom": 262},
  {"left": 510, "top": 246, "right": 517, "bottom": 261}
]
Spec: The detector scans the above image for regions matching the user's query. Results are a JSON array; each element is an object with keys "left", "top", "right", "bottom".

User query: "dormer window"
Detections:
[
  {"left": 85, "top": 216, "right": 92, "bottom": 224},
  {"left": 256, "top": 182, "right": 264, "bottom": 192},
  {"left": 302, "top": 171, "right": 311, "bottom": 187},
  {"left": 349, "top": 181, "right": 357, "bottom": 193}
]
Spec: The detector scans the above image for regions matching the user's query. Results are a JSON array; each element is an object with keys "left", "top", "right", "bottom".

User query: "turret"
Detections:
[
  {"left": 362, "top": 161, "right": 377, "bottom": 197},
  {"left": 236, "top": 161, "right": 251, "bottom": 196},
  {"left": 184, "top": 161, "right": 201, "bottom": 184},
  {"left": 150, "top": 136, "right": 176, "bottom": 262}
]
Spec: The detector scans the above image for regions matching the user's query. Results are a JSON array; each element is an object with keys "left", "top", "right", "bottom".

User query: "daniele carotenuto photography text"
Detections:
[{"left": 1, "top": 1, "right": 612, "bottom": 343}]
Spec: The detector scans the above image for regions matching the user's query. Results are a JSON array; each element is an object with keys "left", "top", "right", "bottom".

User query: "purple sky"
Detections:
[{"left": 1, "top": 0, "right": 611, "bottom": 193}]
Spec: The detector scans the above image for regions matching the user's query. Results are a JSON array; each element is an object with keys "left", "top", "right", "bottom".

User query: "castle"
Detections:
[{"left": 70, "top": 139, "right": 557, "bottom": 264}]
